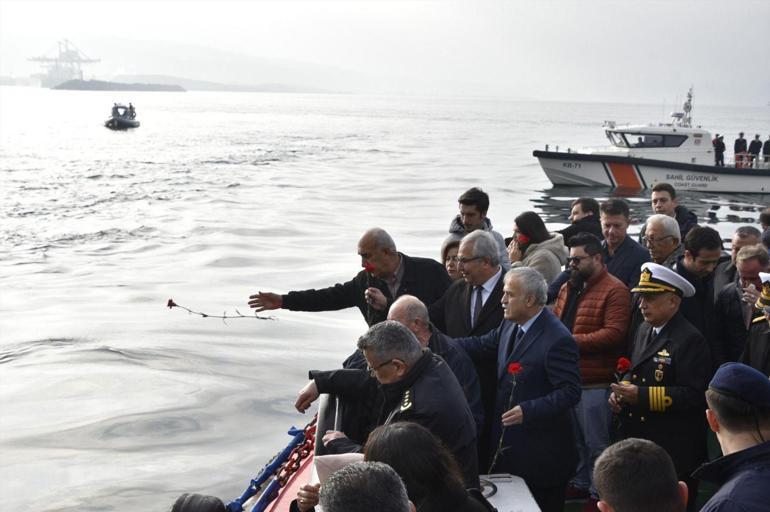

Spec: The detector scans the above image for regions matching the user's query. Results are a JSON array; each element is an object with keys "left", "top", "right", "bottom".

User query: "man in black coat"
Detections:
[
  {"left": 673, "top": 227, "right": 723, "bottom": 371},
  {"left": 763, "top": 134, "right": 770, "bottom": 163},
  {"left": 610, "top": 263, "right": 712, "bottom": 512},
  {"left": 429, "top": 230, "right": 505, "bottom": 467},
  {"left": 295, "top": 320, "right": 480, "bottom": 488},
  {"left": 387, "top": 294, "right": 484, "bottom": 433},
  {"left": 712, "top": 226, "right": 762, "bottom": 303},
  {"left": 747, "top": 134, "right": 763, "bottom": 165},
  {"left": 734, "top": 131, "right": 748, "bottom": 156},
  {"left": 558, "top": 197, "right": 604, "bottom": 244},
  {"left": 248, "top": 227, "right": 451, "bottom": 327},
  {"left": 739, "top": 272, "right": 770, "bottom": 375},
  {"left": 637, "top": 183, "right": 698, "bottom": 244},
  {"left": 715, "top": 245, "right": 769, "bottom": 362}
]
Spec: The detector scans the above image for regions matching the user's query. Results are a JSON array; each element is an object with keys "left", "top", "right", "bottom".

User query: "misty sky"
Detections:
[{"left": 1, "top": 0, "right": 768, "bottom": 105}]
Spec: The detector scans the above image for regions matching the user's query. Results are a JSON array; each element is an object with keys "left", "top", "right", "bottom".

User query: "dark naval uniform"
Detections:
[
  {"left": 618, "top": 311, "right": 712, "bottom": 477},
  {"left": 312, "top": 350, "right": 479, "bottom": 488},
  {"left": 739, "top": 318, "right": 770, "bottom": 376}
]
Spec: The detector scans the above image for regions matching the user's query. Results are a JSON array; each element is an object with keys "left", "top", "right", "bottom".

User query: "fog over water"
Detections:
[{"left": 1, "top": 85, "right": 768, "bottom": 510}]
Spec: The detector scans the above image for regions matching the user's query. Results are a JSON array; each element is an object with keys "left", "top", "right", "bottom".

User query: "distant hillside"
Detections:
[
  {"left": 54, "top": 79, "right": 185, "bottom": 92},
  {"left": 112, "top": 74, "right": 338, "bottom": 94}
]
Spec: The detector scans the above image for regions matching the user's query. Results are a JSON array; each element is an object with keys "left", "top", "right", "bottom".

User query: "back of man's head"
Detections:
[
  {"left": 458, "top": 187, "right": 490, "bottom": 214},
  {"left": 706, "top": 362, "right": 770, "bottom": 440},
  {"left": 320, "top": 461, "right": 412, "bottom": 512},
  {"left": 594, "top": 439, "right": 686, "bottom": 512}
]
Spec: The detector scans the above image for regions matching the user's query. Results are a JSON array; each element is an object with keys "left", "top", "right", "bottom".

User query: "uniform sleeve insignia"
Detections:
[
  {"left": 649, "top": 386, "right": 673, "bottom": 412},
  {"left": 400, "top": 389, "right": 413, "bottom": 412}
]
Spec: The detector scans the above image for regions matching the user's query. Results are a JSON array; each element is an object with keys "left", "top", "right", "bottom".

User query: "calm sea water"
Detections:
[{"left": 1, "top": 86, "right": 768, "bottom": 511}]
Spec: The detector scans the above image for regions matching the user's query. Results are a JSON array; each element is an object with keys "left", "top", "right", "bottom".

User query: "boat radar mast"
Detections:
[
  {"left": 669, "top": 86, "right": 693, "bottom": 128},
  {"left": 28, "top": 39, "right": 100, "bottom": 88}
]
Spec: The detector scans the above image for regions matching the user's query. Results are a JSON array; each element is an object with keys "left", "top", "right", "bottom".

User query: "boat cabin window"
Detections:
[{"left": 608, "top": 132, "right": 688, "bottom": 148}]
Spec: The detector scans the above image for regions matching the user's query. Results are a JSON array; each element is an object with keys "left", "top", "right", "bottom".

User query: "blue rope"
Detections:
[{"left": 225, "top": 426, "right": 306, "bottom": 512}]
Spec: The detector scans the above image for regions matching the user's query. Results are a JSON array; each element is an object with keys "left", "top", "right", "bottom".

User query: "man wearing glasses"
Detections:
[
  {"left": 552, "top": 233, "right": 631, "bottom": 508},
  {"left": 642, "top": 214, "right": 683, "bottom": 268},
  {"left": 294, "top": 320, "right": 480, "bottom": 488}
]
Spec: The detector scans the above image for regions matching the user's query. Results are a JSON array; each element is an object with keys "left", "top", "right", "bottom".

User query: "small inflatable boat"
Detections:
[{"left": 105, "top": 103, "right": 139, "bottom": 130}]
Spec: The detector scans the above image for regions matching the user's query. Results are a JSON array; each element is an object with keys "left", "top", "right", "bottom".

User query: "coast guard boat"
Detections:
[{"left": 533, "top": 88, "right": 769, "bottom": 193}]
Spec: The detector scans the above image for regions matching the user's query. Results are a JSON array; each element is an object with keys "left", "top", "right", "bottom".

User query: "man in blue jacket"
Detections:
[
  {"left": 692, "top": 362, "right": 770, "bottom": 512},
  {"left": 456, "top": 267, "right": 581, "bottom": 512}
]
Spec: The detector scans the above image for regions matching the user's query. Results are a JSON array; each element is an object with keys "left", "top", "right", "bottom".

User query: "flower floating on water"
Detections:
[{"left": 166, "top": 298, "right": 276, "bottom": 322}]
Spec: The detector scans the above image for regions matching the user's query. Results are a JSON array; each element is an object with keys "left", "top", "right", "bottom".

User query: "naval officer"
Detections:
[{"left": 609, "top": 262, "right": 712, "bottom": 511}]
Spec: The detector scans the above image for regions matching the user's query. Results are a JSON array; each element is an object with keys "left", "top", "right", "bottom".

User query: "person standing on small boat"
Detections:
[
  {"left": 714, "top": 135, "right": 726, "bottom": 166},
  {"left": 763, "top": 134, "right": 770, "bottom": 163},
  {"left": 748, "top": 134, "right": 762, "bottom": 166},
  {"left": 128, "top": 103, "right": 136, "bottom": 119},
  {"left": 735, "top": 132, "right": 748, "bottom": 166}
]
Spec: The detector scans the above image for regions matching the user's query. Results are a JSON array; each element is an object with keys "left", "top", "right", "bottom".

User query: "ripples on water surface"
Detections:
[{"left": 1, "top": 86, "right": 768, "bottom": 510}]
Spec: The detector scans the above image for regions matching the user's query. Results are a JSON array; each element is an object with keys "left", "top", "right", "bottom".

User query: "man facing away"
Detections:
[
  {"left": 552, "top": 233, "right": 631, "bottom": 509},
  {"left": 295, "top": 320, "right": 479, "bottom": 488},
  {"left": 593, "top": 438, "right": 688, "bottom": 512},
  {"left": 692, "top": 362, "right": 770, "bottom": 512},
  {"left": 558, "top": 197, "right": 604, "bottom": 245},
  {"left": 610, "top": 263, "right": 711, "bottom": 512},
  {"left": 448, "top": 187, "right": 510, "bottom": 269},
  {"left": 320, "top": 461, "right": 416, "bottom": 512},
  {"left": 248, "top": 227, "right": 450, "bottom": 327},
  {"left": 455, "top": 267, "right": 581, "bottom": 512},
  {"left": 763, "top": 134, "right": 770, "bottom": 163},
  {"left": 734, "top": 132, "right": 748, "bottom": 161},
  {"left": 637, "top": 183, "right": 698, "bottom": 244}
]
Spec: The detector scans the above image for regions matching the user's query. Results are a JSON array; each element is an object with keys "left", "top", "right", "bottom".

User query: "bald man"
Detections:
[{"left": 249, "top": 228, "right": 451, "bottom": 327}]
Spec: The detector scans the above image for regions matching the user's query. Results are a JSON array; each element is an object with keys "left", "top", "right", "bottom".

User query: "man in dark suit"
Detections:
[
  {"left": 712, "top": 226, "right": 761, "bottom": 303},
  {"left": 610, "top": 263, "right": 712, "bottom": 512},
  {"left": 456, "top": 267, "right": 581, "bottom": 512},
  {"left": 429, "top": 230, "right": 505, "bottom": 466},
  {"left": 248, "top": 227, "right": 451, "bottom": 327}
]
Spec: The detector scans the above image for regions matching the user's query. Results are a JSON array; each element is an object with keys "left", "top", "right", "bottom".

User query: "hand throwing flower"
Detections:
[
  {"left": 489, "top": 361, "right": 522, "bottom": 473},
  {"left": 166, "top": 298, "right": 275, "bottom": 322}
]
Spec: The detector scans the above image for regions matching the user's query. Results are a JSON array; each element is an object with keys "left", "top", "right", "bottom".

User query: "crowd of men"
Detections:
[{"left": 245, "top": 185, "right": 770, "bottom": 512}]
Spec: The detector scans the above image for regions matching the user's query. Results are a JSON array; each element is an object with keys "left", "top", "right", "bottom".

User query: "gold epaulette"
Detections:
[
  {"left": 752, "top": 316, "right": 765, "bottom": 325},
  {"left": 649, "top": 386, "right": 673, "bottom": 412}
]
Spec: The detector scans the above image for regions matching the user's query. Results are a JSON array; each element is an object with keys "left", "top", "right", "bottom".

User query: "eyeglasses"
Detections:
[
  {"left": 642, "top": 235, "right": 675, "bottom": 247},
  {"left": 367, "top": 359, "right": 396, "bottom": 376},
  {"left": 566, "top": 255, "right": 589, "bottom": 265},
  {"left": 457, "top": 256, "right": 480, "bottom": 266}
]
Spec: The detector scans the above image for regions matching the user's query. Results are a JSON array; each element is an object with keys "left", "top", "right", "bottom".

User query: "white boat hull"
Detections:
[{"left": 534, "top": 151, "right": 770, "bottom": 193}]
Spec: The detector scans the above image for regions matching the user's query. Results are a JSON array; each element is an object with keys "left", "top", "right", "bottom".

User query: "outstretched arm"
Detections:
[{"left": 248, "top": 291, "right": 283, "bottom": 312}]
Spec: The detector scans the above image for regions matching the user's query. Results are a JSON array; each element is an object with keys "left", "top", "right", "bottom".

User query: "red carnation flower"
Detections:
[
  {"left": 616, "top": 357, "right": 631, "bottom": 374},
  {"left": 508, "top": 362, "right": 522, "bottom": 375},
  {"left": 517, "top": 233, "right": 531, "bottom": 245},
  {"left": 167, "top": 298, "right": 178, "bottom": 309},
  {"left": 363, "top": 262, "right": 376, "bottom": 274}
]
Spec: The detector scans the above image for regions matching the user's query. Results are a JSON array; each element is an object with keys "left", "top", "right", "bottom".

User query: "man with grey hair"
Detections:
[
  {"left": 455, "top": 267, "right": 581, "bottom": 512},
  {"left": 295, "top": 320, "right": 480, "bottom": 487},
  {"left": 428, "top": 230, "right": 506, "bottom": 467},
  {"left": 642, "top": 214, "right": 683, "bottom": 268},
  {"left": 320, "top": 461, "right": 415, "bottom": 512},
  {"left": 388, "top": 295, "right": 484, "bottom": 433},
  {"left": 248, "top": 227, "right": 451, "bottom": 327},
  {"left": 716, "top": 244, "right": 770, "bottom": 362},
  {"left": 713, "top": 226, "right": 762, "bottom": 302}
]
